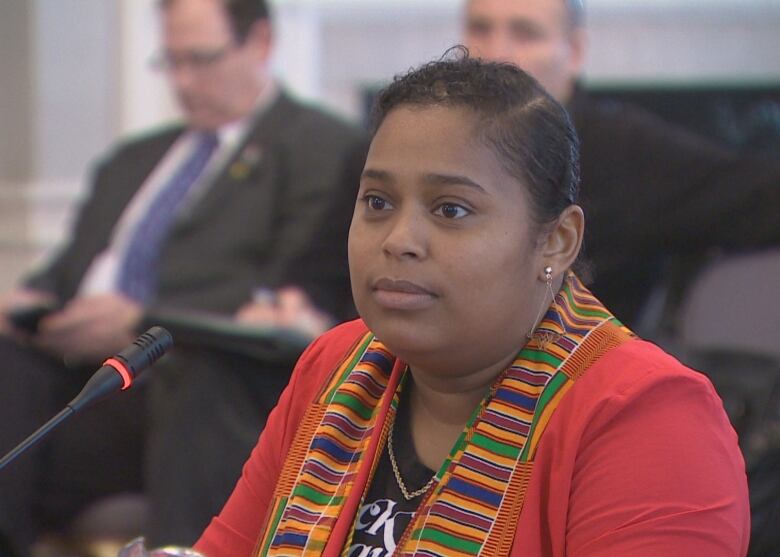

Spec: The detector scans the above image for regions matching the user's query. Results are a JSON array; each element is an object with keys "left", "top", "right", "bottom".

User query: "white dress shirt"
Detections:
[{"left": 78, "top": 82, "right": 279, "bottom": 298}]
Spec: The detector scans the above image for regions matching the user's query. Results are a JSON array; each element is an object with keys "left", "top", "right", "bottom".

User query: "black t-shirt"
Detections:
[{"left": 348, "top": 391, "right": 436, "bottom": 556}]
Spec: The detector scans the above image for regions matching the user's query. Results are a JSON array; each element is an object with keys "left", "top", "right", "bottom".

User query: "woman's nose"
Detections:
[{"left": 381, "top": 210, "right": 427, "bottom": 260}]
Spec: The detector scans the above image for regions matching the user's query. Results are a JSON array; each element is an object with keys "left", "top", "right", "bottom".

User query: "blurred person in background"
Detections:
[
  {"left": 0, "top": 0, "right": 365, "bottom": 553},
  {"left": 463, "top": 0, "right": 780, "bottom": 328}
]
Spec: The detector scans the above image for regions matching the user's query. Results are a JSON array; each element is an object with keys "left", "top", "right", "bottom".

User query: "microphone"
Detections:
[
  {"left": 0, "top": 326, "right": 173, "bottom": 471},
  {"left": 69, "top": 325, "right": 173, "bottom": 412}
]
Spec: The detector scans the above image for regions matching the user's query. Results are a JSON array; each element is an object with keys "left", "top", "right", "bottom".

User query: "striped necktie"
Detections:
[{"left": 117, "top": 132, "right": 219, "bottom": 302}]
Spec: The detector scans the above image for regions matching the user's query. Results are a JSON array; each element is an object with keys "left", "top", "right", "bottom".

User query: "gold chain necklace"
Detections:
[{"left": 387, "top": 412, "right": 437, "bottom": 501}]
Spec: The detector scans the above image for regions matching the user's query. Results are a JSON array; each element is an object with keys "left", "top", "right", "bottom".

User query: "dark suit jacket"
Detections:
[
  {"left": 14, "top": 93, "right": 367, "bottom": 545},
  {"left": 570, "top": 89, "right": 780, "bottom": 325},
  {"left": 25, "top": 91, "right": 367, "bottom": 319}
]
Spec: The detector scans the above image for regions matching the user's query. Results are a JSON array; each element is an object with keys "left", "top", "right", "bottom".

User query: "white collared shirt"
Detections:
[{"left": 78, "top": 82, "right": 279, "bottom": 297}]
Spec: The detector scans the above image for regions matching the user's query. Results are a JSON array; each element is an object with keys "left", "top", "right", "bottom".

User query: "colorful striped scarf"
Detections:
[{"left": 257, "top": 274, "right": 632, "bottom": 556}]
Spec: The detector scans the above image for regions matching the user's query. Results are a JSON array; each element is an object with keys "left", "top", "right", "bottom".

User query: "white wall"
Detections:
[
  {"left": 585, "top": 2, "right": 780, "bottom": 85},
  {"left": 119, "top": 0, "right": 180, "bottom": 136},
  {"left": 33, "top": 0, "right": 120, "bottom": 184},
  {"left": 0, "top": 0, "right": 121, "bottom": 289}
]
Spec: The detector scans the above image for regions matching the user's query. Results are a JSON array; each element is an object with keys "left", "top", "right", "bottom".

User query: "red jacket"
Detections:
[{"left": 196, "top": 319, "right": 749, "bottom": 557}]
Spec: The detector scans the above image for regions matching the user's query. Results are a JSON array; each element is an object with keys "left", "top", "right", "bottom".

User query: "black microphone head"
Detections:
[
  {"left": 67, "top": 327, "right": 174, "bottom": 414},
  {"left": 114, "top": 326, "right": 174, "bottom": 379},
  {"left": 1, "top": 327, "right": 173, "bottom": 469}
]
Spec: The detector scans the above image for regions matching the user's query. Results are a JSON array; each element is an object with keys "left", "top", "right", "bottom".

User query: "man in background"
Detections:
[
  {"left": 463, "top": 0, "right": 780, "bottom": 327},
  {"left": 0, "top": 0, "right": 365, "bottom": 553}
]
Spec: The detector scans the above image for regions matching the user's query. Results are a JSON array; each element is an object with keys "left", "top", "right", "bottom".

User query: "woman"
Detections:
[{"left": 193, "top": 53, "right": 749, "bottom": 556}]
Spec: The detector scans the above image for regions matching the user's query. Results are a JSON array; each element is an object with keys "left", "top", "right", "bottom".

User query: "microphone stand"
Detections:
[
  {"left": 0, "top": 407, "right": 73, "bottom": 471},
  {"left": 0, "top": 326, "right": 172, "bottom": 471}
]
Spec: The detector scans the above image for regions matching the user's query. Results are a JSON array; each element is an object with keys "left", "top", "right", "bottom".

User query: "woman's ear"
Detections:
[{"left": 539, "top": 205, "right": 584, "bottom": 276}]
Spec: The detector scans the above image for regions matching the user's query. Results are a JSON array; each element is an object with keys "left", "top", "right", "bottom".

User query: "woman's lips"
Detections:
[{"left": 371, "top": 278, "right": 438, "bottom": 310}]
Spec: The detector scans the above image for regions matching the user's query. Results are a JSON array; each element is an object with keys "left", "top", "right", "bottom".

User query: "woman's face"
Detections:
[{"left": 349, "top": 105, "right": 549, "bottom": 379}]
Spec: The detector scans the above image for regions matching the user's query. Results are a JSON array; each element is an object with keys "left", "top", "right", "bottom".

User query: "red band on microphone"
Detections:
[{"left": 102, "top": 357, "right": 133, "bottom": 390}]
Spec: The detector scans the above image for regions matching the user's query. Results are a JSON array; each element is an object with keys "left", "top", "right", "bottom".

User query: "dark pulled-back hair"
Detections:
[
  {"left": 373, "top": 47, "right": 580, "bottom": 229},
  {"left": 160, "top": 0, "right": 269, "bottom": 43}
]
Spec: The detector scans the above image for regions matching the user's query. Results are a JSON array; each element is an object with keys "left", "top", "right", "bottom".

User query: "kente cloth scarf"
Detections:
[{"left": 257, "top": 274, "right": 633, "bottom": 556}]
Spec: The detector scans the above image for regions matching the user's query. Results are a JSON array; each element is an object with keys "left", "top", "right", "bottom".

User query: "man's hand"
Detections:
[
  {"left": 0, "top": 288, "right": 58, "bottom": 337},
  {"left": 236, "top": 286, "right": 334, "bottom": 339},
  {"left": 34, "top": 293, "right": 143, "bottom": 364}
]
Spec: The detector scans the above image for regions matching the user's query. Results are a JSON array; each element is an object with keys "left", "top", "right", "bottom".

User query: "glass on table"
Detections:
[{"left": 118, "top": 537, "right": 206, "bottom": 557}]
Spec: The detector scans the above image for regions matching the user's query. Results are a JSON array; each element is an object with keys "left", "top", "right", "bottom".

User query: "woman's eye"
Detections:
[
  {"left": 434, "top": 203, "right": 470, "bottom": 219},
  {"left": 365, "top": 195, "right": 392, "bottom": 211}
]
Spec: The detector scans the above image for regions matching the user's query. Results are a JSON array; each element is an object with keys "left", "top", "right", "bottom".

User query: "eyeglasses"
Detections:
[{"left": 149, "top": 44, "right": 233, "bottom": 73}]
